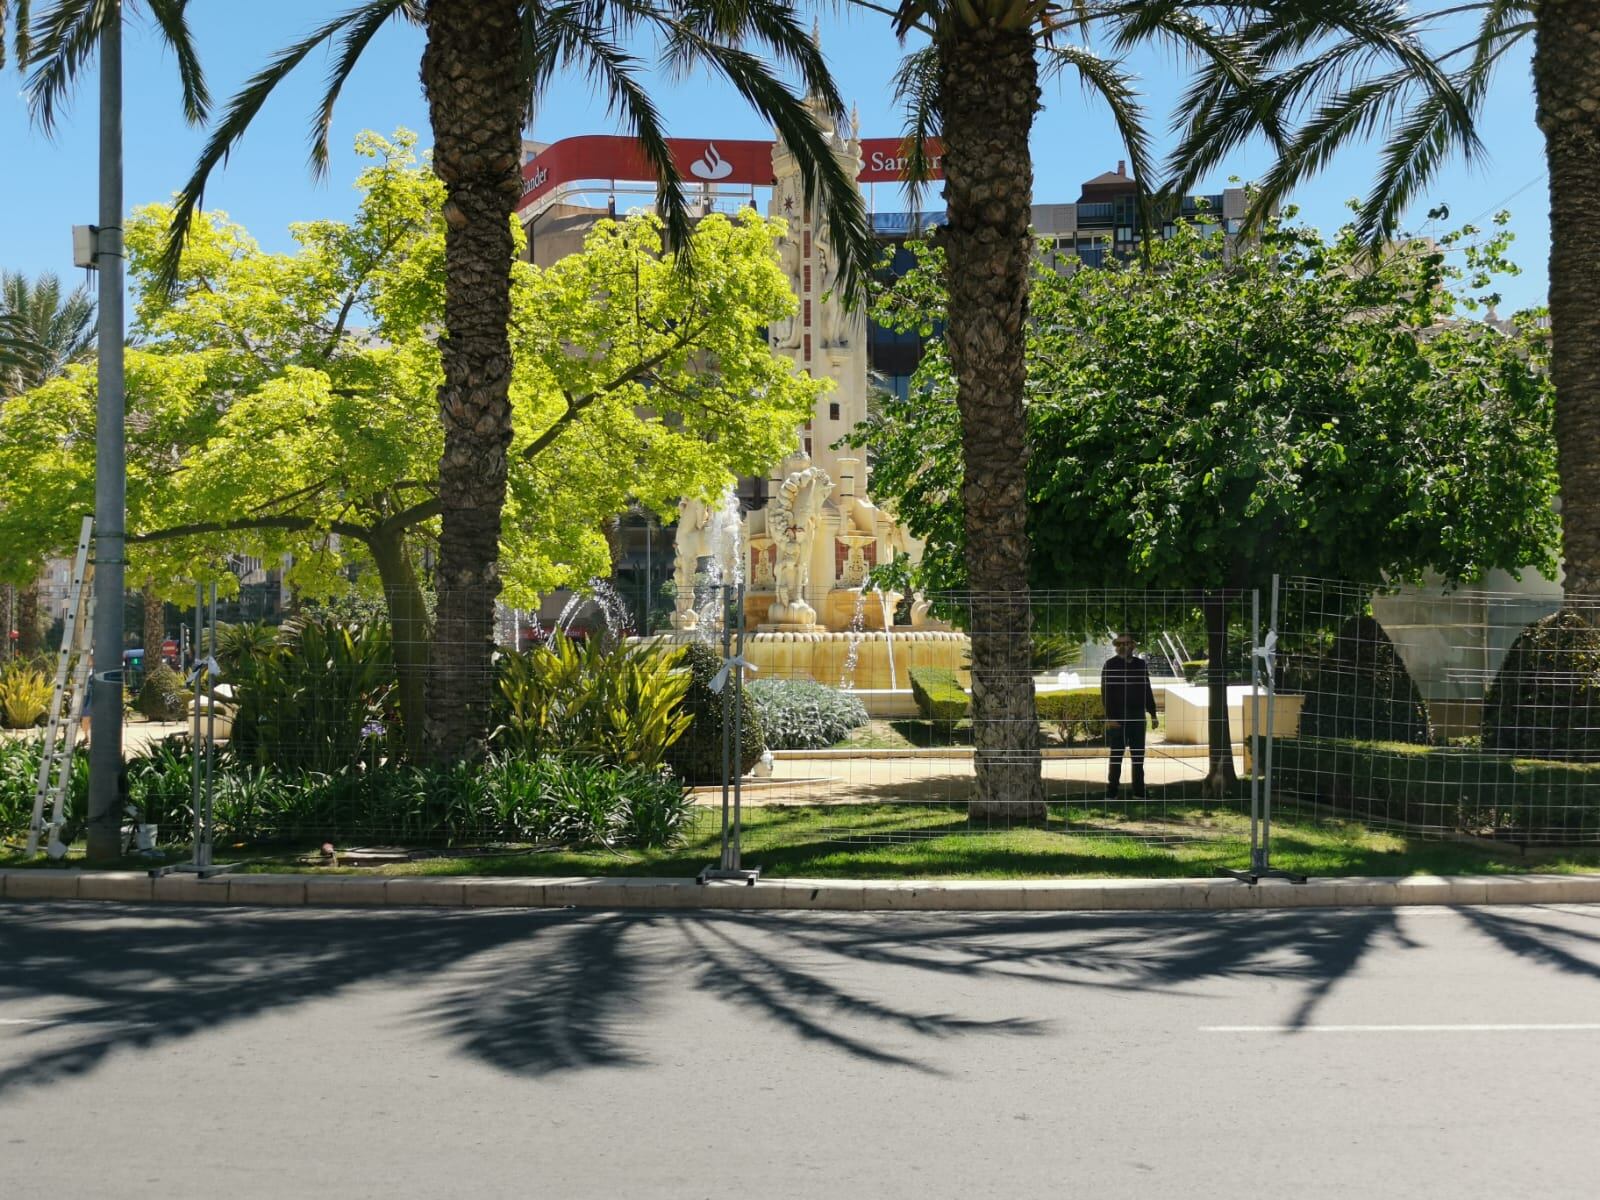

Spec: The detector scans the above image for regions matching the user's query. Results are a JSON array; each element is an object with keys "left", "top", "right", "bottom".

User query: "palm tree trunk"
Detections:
[
  {"left": 940, "top": 27, "right": 1045, "bottom": 822},
  {"left": 1535, "top": 0, "right": 1600, "bottom": 595},
  {"left": 419, "top": 0, "right": 525, "bottom": 761}
]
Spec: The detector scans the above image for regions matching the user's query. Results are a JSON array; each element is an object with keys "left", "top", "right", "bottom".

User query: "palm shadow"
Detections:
[{"left": 0, "top": 899, "right": 1512, "bottom": 1093}]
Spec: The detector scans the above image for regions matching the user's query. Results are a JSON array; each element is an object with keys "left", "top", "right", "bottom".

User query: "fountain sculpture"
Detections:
[{"left": 658, "top": 91, "right": 967, "bottom": 710}]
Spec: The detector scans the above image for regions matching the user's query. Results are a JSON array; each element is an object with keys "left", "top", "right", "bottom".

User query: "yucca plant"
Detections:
[
  {"left": 228, "top": 617, "right": 398, "bottom": 775},
  {"left": 494, "top": 634, "right": 691, "bottom": 768},
  {"left": 0, "top": 659, "right": 51, "bottom": 728}
]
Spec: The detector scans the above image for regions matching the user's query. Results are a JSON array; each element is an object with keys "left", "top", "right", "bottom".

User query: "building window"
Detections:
[
  {"left": 804, "top": 333, "right": 811, "bottom": 360},
  {"left": 803, "top": 231, "right": 811, "bottom": 257},
  {"left": 803, "top": 264, "right": 811, "bottom": 290},
  {"left": 829, "top": 402, "right": 840, "bottom": 421},
  {"left": 804, "top": 299, "right": 811, "bottom": 326}
]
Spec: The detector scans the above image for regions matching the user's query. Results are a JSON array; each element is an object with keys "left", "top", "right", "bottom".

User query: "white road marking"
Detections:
[{"left": 1204, "top": 1023, "right": 1600, "bottom": 1033}]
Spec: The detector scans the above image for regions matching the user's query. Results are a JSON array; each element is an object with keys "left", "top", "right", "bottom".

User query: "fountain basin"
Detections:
[{"left": 650, "top": 629, "right": 970, "bottom": 695}]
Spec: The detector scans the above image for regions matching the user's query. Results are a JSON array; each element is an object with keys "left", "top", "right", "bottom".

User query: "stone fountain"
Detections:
[{"left": 653, "top": 93, "right": 969, "bottom": 712}]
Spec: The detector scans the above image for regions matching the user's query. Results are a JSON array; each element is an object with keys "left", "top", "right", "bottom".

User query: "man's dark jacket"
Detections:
[{"left": 1100, "top": 654, "right": 1158, "bottom": 723}]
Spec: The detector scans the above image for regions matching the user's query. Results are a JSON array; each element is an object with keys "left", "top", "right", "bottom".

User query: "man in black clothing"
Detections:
[{"left": 1100, "top": 632, "right": 1159, "bottom": 800}]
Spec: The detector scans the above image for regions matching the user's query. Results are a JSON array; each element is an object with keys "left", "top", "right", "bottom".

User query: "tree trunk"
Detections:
[
  {"left": 369, "top": 531, "right": 432, "bottom": 763},
  {"left": 1203, "top": 590, "right": 1238, "bottom": 796},
  {"left": 419, "top": 0, "right": 525, "bottom": 761},
  {"left": 16, "top": 581, "right": 43, "bottom": 657},
  {"left": 1534, "top": 1, "right": 1600, "bottom": 595},
  {"left": 142, "top": 584, "right": 164, "bottom": 660},
  {"left": 940, "top": 28, "right": 1044, "bottom": 822}
]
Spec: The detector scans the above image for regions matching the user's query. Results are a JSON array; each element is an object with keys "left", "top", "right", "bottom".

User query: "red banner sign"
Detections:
[{"left": 519, "top": 134, "right": 945, "bottom": 211}]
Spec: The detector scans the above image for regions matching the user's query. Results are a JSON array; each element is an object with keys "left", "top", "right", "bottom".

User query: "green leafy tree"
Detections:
[
  {"left": 1169, "top": 2, "right": 1597, "bottom": 599},
  {"left": 114, "top": 0, "right": 874, "bottom": 762},
  {"left": 0, "top": 131, "right": 824, "bottom": 757},
  {"left": 877, "top": 0, "right": 1477, "bottom": 819},
  {"left": 866, "top": 212, "right": 1558, "bottom": 794}
]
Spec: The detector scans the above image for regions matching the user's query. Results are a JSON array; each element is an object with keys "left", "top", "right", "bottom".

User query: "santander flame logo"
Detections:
[{"left": 690, "top": 142, "right": 734, "bottom": 181}]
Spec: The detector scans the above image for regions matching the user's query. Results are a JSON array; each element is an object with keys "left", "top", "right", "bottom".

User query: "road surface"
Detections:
[{"left": 2, "top": 901, "right": 1598, "bottom": 1198}]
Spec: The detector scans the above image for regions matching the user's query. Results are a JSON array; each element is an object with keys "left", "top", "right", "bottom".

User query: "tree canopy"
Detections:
[
  {"left": 864, "top": 210, "right": 1559, "bottom": 600},
  {"left": 0, "top": 130, "right": 823, "bottom": 608}
]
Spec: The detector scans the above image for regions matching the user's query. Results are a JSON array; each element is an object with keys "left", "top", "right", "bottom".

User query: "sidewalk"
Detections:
[{"left": 4, "top": 869, "right": 1597, "bottom": 911}]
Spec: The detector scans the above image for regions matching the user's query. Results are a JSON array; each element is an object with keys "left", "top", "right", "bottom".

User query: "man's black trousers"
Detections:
[{"left": 1106, "top": 718, "right": 1146, "bottom": 798}]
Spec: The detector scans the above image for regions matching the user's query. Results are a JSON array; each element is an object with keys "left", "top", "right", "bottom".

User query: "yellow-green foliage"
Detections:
[
  {"left": 1036, "top": 687, "right": 1105, "bottom": 744},
  {"left": 0, "top": 660, "right": 51, "bottom": 728},
  {"left": 494, "top": 636, "right": 691, "bottom": 769},
  {"left": 909, "top": 667, "right": 969, "bottom": 722}
]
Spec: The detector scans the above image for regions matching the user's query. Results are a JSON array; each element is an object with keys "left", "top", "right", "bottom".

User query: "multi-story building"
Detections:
[{"left": 516, "top": 133, "right": 1248, "bottom": 630}]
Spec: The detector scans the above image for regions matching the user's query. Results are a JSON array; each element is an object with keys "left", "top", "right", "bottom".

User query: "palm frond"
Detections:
[
  {"left": 1042, "top": 43, "right": 1156, "bottom": 251},
  {"left": 145, "top": 0, "right": 209, "bottom": 125},
  {"left": 157, "top": 2, "right": 402, "bottom": 295},
  {"left": 21, "top": 0, "right": 104, "bottom": 134},
  {"left": 308, "top": 0, "right": 411, "bottom": 177},
  {"left": 660, "top": 18, "right": 875, "bottom": 304},
  {"left": 890, "top": 43, "right": 942, "bottom": 213}
]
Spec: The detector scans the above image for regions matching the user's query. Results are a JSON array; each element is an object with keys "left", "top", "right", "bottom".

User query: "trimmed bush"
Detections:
[
  {"left": 909, "top": 666, "right": 968, "bottom": 721},
  {"left": 1181, "top": 660, "right": 1209, "bottom": 684},
  {"left": 747, "top": 678, "right": 868, "bottom": 749},
  {"left": 666, "top": 641, "right": 766, "bottom": 784},
  {"left": 1275, "top": 735, "right": 1600, "bottom": 841},
  {"left": 135, "top": 663, "right": 191, "bottom": 722},
  {"left": 1483, "top": 608, "right": 1600, "bottom": 761},
  {"left": 1036, "top": 686, "right": 1105, "bottom": 744},
  {"left": 1280, "top": 615, "right": 1431, "bottom": 744}
]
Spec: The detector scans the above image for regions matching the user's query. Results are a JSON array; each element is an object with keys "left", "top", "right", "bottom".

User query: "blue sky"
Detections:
[{"left": 1, "top": 3, "right": 1549, "bottom": 311}]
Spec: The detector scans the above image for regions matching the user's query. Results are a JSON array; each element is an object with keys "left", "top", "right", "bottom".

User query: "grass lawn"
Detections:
[{"left": 10, "top": 802, "right": 1600, "bottom": 880}]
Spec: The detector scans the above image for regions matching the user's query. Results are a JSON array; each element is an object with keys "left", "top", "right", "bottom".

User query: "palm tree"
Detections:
[
  {"left": 0, "top": 270, "right": 96, "bottom": 658},
  {"left": 135, "top": 0, "right": 875, "bottom": 761},
  {"left": 879, "top": 0, "right": 1479, "bottom": 814},
  {"left": 1172, "top": 1, "right": 1596, "bottom": 598},
  {"left": 0, "top": 270, "right": 95, "bottom": 395}
]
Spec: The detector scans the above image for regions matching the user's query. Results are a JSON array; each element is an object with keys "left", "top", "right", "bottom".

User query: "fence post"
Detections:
[
  {"left": 699, "top": 582, "right": 760, "bottom": 885},
  {"left": 1222, "top": 575, "right": 1305, "bottom": 885}
]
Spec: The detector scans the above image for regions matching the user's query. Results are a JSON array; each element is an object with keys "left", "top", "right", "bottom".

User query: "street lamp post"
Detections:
[{"left": 86, "top": 3, "right": 125, "bottom": 861}]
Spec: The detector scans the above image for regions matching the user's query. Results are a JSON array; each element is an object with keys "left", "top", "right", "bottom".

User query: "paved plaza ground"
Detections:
[{"left": 2, "top": 901, "right": 1598, "bottom": 1198}]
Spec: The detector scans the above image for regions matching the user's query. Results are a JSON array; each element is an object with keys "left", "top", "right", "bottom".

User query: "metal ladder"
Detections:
[{"left": 26, "top": 516, "right": 95, "bottom": 859}]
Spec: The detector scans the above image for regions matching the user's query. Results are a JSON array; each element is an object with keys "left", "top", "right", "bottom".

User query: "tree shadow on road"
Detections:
[{"left": 0, "top": 900, "right": 1543, "bottom": 1095}]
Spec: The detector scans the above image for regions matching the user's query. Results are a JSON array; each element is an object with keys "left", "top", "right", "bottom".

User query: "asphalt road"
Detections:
[{"left": 3, "top": 901, "right": 1599, "bottom": 1199}]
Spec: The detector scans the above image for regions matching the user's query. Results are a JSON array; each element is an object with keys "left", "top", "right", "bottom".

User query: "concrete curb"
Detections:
[{"left": 3, "top": 869, "right": 1599, "bottom": 912}]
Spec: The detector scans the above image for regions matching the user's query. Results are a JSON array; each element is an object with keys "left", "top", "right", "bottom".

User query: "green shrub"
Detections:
[
  {"left": 1280, "top": 615, "right": 1431, "bottom": 744},
  {"left": 1036, "top": 686, "right": 1105, "bottom": 744},
  {"left": 909, "top": 666, "right": 968, "bottom": 722},
  {"left": 228, "top": 616, "right": 396, "bottom": 773},
  {"left": 125, "top": 743, "right": 195, "bottom": 833},
  {"left": 0, "top": 737, "right": 86, "bottom": 841},
  {"left": 1275, "top": 735, "right": 1600, "bottom": 840},
  {"left": 666, "top": 641, "right": 766, "bottom": 784},
  {"left": 215, "top": 621, "right": 278, "bottom": 673},
  {"left": 0, "top": 660, "right": 52, "bottom": 728},
  {"left": 201, "top": 754, "right": 693, "bottom": 848},
  {"left": 746, "top": 678, "right": 868, "bottom": 749},
  {"left": 1181, "top": 660, "right": 1209, "bottom": 684},
  {"left": 135, "top": 663, "right": 191, "bottom": 722},
  {"left": 493, "top": 634, "right": 690, "bottom": 768},
  {"left": 1483, "top": 608, "right": 1600, "bottom": 761}
]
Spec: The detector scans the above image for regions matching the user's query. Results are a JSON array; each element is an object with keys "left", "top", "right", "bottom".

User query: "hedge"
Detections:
[
  {"left": 1274, "top": 735, "right": 1600, "bottom": 842},
  {"left": 909, "top": 666, "right": 968, "bottom": 722},
  {"left": 1280, "top": 615, "right": 1431, "bottom": 744},
  {"left": 1483, "top": 608, "right": 1600, "bottom": 761},
  {"left": 1036, "top": 687, "right": 1105, "bottom": 744}
]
